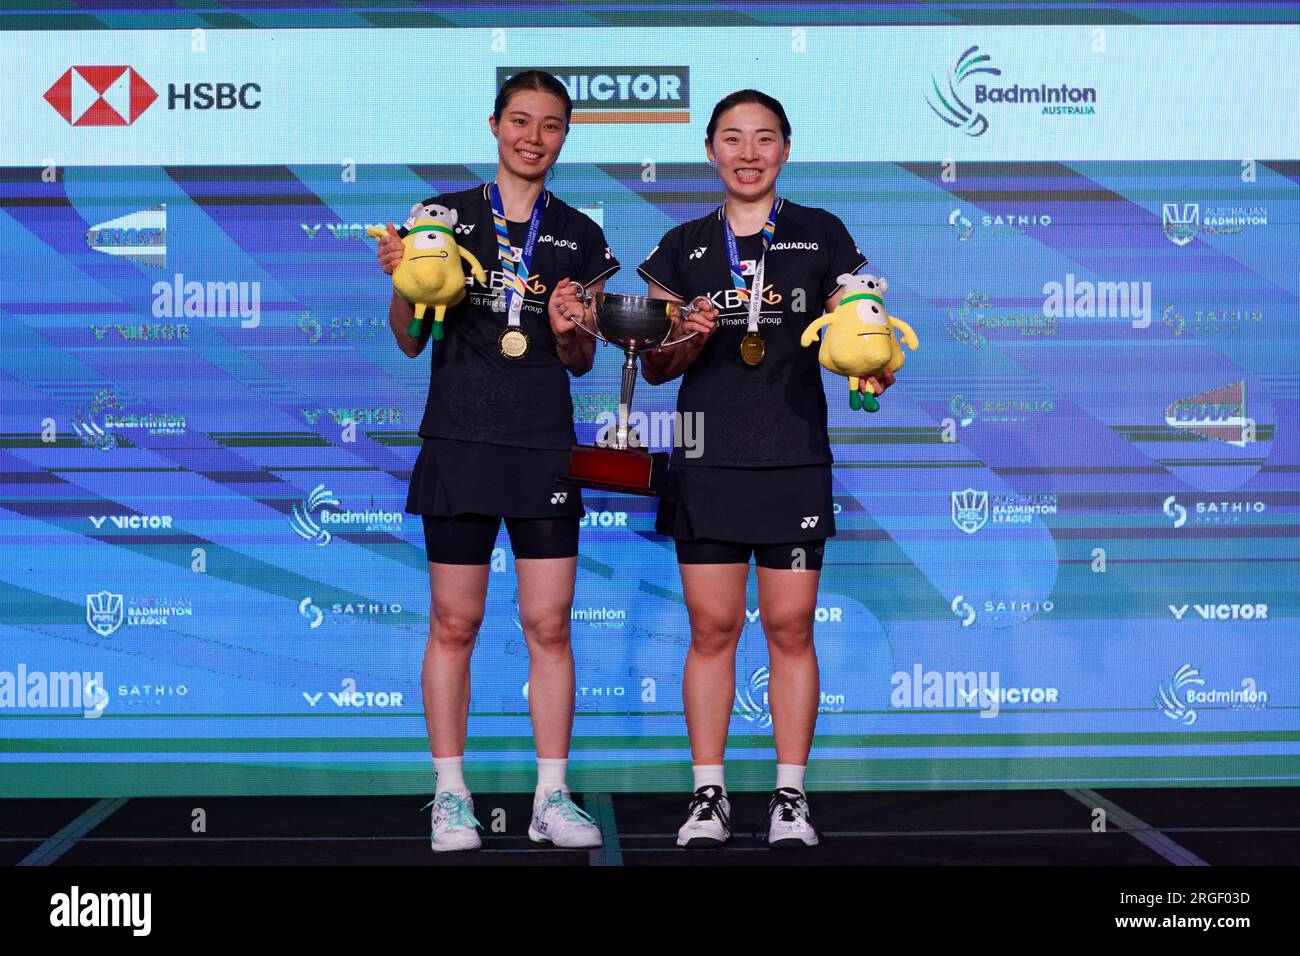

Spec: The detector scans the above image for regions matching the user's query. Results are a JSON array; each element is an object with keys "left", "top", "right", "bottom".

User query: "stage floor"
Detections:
[{"left": 7, "top": 788, "right": 1298, "bottom": 866}]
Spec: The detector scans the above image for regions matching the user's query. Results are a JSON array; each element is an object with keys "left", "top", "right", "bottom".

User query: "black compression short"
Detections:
[
  {"left": 673, "top": 537, "right": 826, "bottom": 570},
  {"left": 421, "top": 514, "right": 579, "bottom": 564}
]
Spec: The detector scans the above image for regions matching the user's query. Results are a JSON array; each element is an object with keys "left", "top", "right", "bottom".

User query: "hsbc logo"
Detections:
[
  {"left": 44, "top": 66, "right": 157, "bottom": 126},
  {"left": 44, "top": 67, "right": 261, "bottom": 126}
]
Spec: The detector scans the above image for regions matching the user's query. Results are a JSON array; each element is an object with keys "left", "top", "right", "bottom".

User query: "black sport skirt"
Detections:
[
  {"left": 654, "top": 464, "right": 836, "bottom": 543},
  {"left": 405, "top": 437, "right": 584, "bottom": 519}
]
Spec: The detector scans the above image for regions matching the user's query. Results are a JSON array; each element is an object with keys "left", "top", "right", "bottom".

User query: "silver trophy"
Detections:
[{"left": 562, "top": 285, "right": 710, "bottom": 494}]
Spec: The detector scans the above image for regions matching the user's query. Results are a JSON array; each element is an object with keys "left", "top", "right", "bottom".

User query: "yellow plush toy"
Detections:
[
  {"left": 800, "top": 273, "right": 918, "bottom": 412},
  {"left": 367, "top": 202, "right": 486, "bottom": 341}
]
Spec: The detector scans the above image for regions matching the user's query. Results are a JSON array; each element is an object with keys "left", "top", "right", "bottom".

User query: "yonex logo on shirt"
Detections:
[
  {"left": 551, "top": 492, "right": 569, "bottom": 505},
  {"left": 689, "top": 246, "right": 708, "bottom": 259},
  {"left": 801, "top": 515, "right": 820, "bottom": 529},
  {"left": 454, "top": 223, "right": 475, "bottom": 235}
]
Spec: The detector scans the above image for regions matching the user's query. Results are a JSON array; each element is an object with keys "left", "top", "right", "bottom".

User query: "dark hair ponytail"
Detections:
[
  {"left": 706, "top": 89, "right": 792, "bottom": 142},
  {"left": 494, "top": 70, "right": 574, "bottom": 131}
]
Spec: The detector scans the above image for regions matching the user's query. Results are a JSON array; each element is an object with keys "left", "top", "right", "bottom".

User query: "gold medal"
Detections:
[
  {"left": 499, "top": 327, "right": 529, "bottom": 360},
  {"left": 740, "top": 332, "right": 766, "bottom": 367}
]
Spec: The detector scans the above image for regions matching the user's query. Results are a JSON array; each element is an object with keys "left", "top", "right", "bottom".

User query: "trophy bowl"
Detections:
[
  {"left": 569, "top": 288, "right": 707, "bottom": 353},
  {"left": 589, "top": 292, "right": 676, "bottom": 351}
]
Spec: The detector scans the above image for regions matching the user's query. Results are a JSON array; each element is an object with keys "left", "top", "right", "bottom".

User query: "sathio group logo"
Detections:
[
  {"left": 1162, "top": 494, "right": 1266, "bottom": 529},
  {"left": 948, "top": 207, "right": 1052, "bottom": 240},
  {"left": 1162, "top": 304, "right": 1263, "bottom": 338},
  {"left": 925, "top": 45, "right": 1096, "bottom": 137},
  {"left": 949, "top": 594, "right": 1055, "bottom": 628},
  {"left": 299, "top": 595, "right": 403, "bottom": 628}
]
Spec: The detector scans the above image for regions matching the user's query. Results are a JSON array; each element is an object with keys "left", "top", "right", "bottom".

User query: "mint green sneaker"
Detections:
[
  {"left": 527, "top": 788, "right": 601, "bottom": 848},
  {"left": 421, "top": 790, "right": 482, "bottom": 852}
]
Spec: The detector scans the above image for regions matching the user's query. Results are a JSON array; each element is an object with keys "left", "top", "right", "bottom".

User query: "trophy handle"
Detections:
[
  {"left": 567, "top": 280, "right": 607, "bottom": 344},
  {"left": 656, "top": 296, "right": 710, "bottom": 349}
]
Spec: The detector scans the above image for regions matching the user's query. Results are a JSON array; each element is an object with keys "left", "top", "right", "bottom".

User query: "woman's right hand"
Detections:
[
  {"left": 675, "top": 296, "right": 719, "bottom": 347},
  {"left": 377, "top": 222, "right": 404, "bottom": 275}
]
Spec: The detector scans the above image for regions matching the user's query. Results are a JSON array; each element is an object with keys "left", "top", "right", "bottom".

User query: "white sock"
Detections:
[
  {"left": 693, "top": 764, "right": 726, "bottom": 793},
  {"left": 433, "top": 756, "right": 467, "bottom": 795},
  {"left": 775, "top": 763, "right": 806, "bottom": 794},
  {"left": 535, "top": 757, "right": 568, "bottom": 805}
]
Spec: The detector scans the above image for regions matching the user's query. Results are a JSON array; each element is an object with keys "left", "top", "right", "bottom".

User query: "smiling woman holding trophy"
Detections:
[
  {"left": 638, "top": 90, "right": 897, "bottom": 850},
  {"left": 374, "top": 70, "right": 618, "bottom": 853}
]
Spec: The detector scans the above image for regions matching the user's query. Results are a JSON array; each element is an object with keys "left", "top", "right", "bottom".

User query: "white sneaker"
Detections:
[
  {"left": 528, "top": 788, "right": 602, "bottom": 848},
  {"left": 676, "top": 785, "right": 732, "bottom": 848},
  {"left": 422, "top": 790, "right": 482, "bottom": 852},
  {"left": 767, "top": 787, "right": 819, "bottom": 847}
]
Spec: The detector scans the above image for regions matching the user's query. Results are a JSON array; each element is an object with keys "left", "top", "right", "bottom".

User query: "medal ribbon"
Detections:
[
  {"left": 722, "top": 198, "right": 778, "bottom": 335},
  {"left": 488, "top": 182, "right": 546, "bottom": 328}
]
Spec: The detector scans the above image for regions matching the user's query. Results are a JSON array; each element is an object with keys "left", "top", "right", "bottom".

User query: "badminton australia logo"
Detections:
[
  {"left": 289, "top": 484, "right": 403, "bottom": 545},
  {"left": 1157, "top": 665, "right": 1267, "bottom": 725},
  {"left": 925, "top": 45, "right": 1097, "bottom": 136},
  {"left": 926, "top": 46, "right": 1000, "bottom": 136}
]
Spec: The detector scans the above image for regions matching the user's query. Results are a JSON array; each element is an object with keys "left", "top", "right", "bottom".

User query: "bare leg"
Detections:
[
  {"left": 515, "top": 556, "right": 578, "bottom": 759},
  {"left": 422, "top": 561, "right": 490, "bottom": 757},
  {"left": 679, "top": 562, "right": 750, "bottom": 764},
  {"left": 756, "top": 565, "right": 822, "bottom": 765}
]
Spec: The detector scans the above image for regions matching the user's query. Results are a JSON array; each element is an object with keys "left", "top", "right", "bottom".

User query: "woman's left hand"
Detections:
[{"left": 860, "top": 370, "right": 897, "bottom": 396}]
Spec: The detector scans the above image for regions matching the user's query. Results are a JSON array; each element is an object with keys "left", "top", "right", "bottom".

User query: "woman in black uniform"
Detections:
[
  {"left": 376, "top": 71, "right": 619, "bottom": 852},
  {"left": 639, "top": 90, "right": 895, "bottom": 848}
]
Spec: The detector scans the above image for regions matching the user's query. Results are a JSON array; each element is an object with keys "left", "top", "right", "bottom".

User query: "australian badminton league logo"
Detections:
[
  {"left": 1162, "top": 203, "right": 1199, "bottom": 246},
  {"left": 925, "top": 46, "right": 1001, "bottom": 136},
  {"left": 86, "top": 591, "right": 125, "bottom": 637},
  {"left": 951, "top": 489, "right": 989, "bottom": 534}
]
